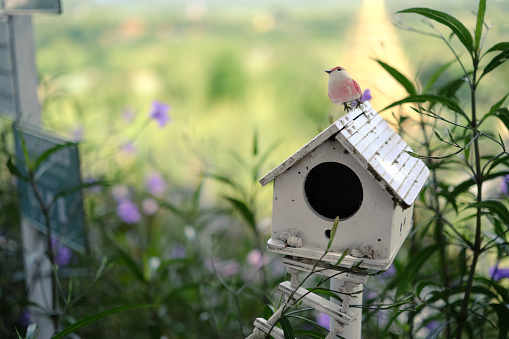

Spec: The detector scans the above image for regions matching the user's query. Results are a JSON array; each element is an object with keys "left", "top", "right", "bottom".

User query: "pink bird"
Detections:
[{"left": 325, "top": 66, "right": 362, "bottom": 111}]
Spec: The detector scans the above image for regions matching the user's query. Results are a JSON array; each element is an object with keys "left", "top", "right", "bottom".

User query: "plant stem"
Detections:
[
  {"left": 456, "top": 62, "right": 483, "bottom": 339},
  {"left": 28, "top": 171, "right": 60, "bottom": 331}
]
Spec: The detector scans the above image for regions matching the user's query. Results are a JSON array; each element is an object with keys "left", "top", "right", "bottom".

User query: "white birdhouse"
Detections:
[{"left": 260, "top": 102, "right": 429, "bottom": 270}]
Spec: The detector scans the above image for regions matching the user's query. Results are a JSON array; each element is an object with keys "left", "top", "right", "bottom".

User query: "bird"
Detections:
[{"left": 325, "top": 66, "right": 363, "bottom": 112}]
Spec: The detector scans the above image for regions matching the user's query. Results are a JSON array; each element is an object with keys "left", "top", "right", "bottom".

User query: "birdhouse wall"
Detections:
[
  {"left": 271, "top": 137, "right": 396, "bottom": 259},
  {"left": 389, "top": 203, "right": 414, "bottom": 259}
]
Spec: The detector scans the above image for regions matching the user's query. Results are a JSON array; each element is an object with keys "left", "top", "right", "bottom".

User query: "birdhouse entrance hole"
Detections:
[{"left": 304, "top": 162, "right": 363, "bottom": 220}]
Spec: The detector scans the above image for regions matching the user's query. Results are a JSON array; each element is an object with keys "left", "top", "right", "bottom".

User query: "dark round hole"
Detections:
[
  {"left": 325, "top": 229, "right": 331, "bottom": 239},
  {"left": 304, "top": 162, "right": 363, "bottom": 220}
]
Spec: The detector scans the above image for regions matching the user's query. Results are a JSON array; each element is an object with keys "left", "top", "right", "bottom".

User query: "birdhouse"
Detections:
[{"left": 260, "top": 102, "right": 429, "bottom": 270}]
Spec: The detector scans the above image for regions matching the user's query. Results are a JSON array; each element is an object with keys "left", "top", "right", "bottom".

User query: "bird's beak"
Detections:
[{"left": 325, "top": 70, "right": 332, "bottom": 74}]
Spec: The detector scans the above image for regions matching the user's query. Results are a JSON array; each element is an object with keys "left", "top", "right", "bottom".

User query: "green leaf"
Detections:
[
  {"left": 222, "top": 196, "right": 256, "bottom": 231},
  {"left": 483, "top": 42, "right": 509, "bottom": 55},
  {"left": 423, "top": 59, "right": 455, "bottom": 92},
  {"left": 433, "top": 129, "right": 444, "bottom": 142},
  {"left": 51, "top": 304, "right": 153, "bottom": 339},
  {"left": 33, "top": 142, "right": 75, "bottom": 172},
  {"left": 405, "top": 150, "right": 421, "bottom": 158},
  {"left": 491, "top": 303, "right": 509, "bottom": 339},
  {"left": 326, "top": 216, "right": 340, "bottom": 252},
  {"left": 481, "top": 49, "right": 509, "bottom": 80},
  {"left": 334, "top": 248, "right": 349, "bottom": 266},
  {"left": 381, "top": 94, "right": 466, "bottom": 119},
  {"left": 398, "top": 8, "right": 474, "bottom": 54},
  {"left": 376, "top": 60, "right": 416, "bottom": 95},
  {"left": 396, "top": 245, "right": 440, "bottom": 296},
  {"left": 479, "top": 93, "right": 509, "bottom": 126},
  {"left": 494, "top": 108, "right": 509, "bottom": 132},
  {"left": 474, "top": 0, "right": 487, "bottom": 53},
  {"left": 437, "top": 76, "right": 467, "bottom": 99},
  {"left": 279, "top": 316, "right": 294, "bottom": 339},
  {"left": 7, "top": 156, "right": 25, "bottom": 179},
  {"left": 466, "top": 200, "right": 509, "bottom": 225},
  {"left": 263, "top": 305, "right": 275, "bottom": 320},
  {"left": 252, "top": 130, "right": 258, "bottom": 156}
]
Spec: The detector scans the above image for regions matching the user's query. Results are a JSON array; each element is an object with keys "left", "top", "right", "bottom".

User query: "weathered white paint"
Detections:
[
  {"left": 281, "top": 255, "right": 368, "bottom": 284},
  {"left": 279, "top": 281, "right": 356, "bottom": 325},
  {"left": 253, "top": 318, "right": 287, "bottom": 339}
]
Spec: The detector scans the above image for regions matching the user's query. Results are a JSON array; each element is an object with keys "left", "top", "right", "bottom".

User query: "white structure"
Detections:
[{"left": 260, "top": 102, "right": 429, "bottom": 270}]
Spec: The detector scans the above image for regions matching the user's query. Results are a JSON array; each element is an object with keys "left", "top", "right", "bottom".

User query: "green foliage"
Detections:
[{"left": 366, "top": 0, "right": 509, "bottom": 337}]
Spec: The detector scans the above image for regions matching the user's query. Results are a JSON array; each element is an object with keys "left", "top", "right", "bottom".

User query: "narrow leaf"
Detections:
[
  {"left": 433, "top": 129, "right": 444, "bottom": 142},
  {"left": 480, "top": 93, "right": 509, "bottom": 126},
  {"left": 398, "top": 8, "right": 474, "bottom": 54},
  {"left": 483, "top": 42, "right": 509, "bottom": 55},
  {"left": 474, "top": 0, "right": 487, "bottom": 53},
  {"left": 326, "top": 216, "right": 340, "bottom": 252},
  {"left": 51, "top": 304, "right": 153, "bottom": 339},
  {"left": 381, "top": 94, "right": 466, "bottom": 119},
  {"left": 279, "top": 316, "right": 295, "bottom": 339},
  {"left": 494, "top": 108, "right": 509, "bottom": 132},
  {"left": 423, "top": 59, "right": 455, "bottom": 92},
  {"left": 293, "top": 329, "right": 327, "bottom": 339},
  {"left": 481, "top": 49, "right": 509, "bottom": 79},
  {"left": 33, "top": 142, "right": 75, "bottom": 172},
  {"left": 376, "top": 60, "right": 416, "bottom": 95},
  {"left": 466, "top": 200, "right": 509, "bottom": 224},
  {"left": 223, "top": 196, "right": 256, "bottom": 231},
  {"left": 7, "top": 156, "right": 24, "bottom": 178}
]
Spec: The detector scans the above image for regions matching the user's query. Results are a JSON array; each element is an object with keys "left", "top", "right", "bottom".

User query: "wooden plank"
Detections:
[
  {"left": 402, "top": 163, "right": 430, "bottom": 205},
  {"left": 281, "top": 256, "right": 368, "bottom": 284},
  {"left": 253, "top": 318, "right": 286, "bottom": 339},
  {"left": 279, "top": 281, "right": 356, "bottom": 325}
]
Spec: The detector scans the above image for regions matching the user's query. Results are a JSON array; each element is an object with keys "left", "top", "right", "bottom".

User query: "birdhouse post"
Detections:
[{"left": 247, "top": 102, "right": 429, "bottom": 338}]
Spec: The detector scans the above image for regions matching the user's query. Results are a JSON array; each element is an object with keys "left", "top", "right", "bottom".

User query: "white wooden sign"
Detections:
[
  {"left": 1, "top": 0, "right": 61, "bottom": 14},
  {"left": 0, "top": 16, "right": 17, "bottom": 118}
]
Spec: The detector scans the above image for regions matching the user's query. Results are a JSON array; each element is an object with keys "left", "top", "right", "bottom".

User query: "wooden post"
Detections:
[
  {"left": 331, "top": 278, "right": 363, "bottom": 338},
  {"left": 10, "top": 15, "right": 55, "bottom": 338}
]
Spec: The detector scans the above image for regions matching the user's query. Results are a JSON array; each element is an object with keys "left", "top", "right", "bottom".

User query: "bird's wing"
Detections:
[{"left": 353, "top": 79, "right": 362, "bottom": 98}]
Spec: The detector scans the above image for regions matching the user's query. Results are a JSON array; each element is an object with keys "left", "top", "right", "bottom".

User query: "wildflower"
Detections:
[
  {"left": 146, "top": 172, "right": 166, "bottom": 196},
  {"left": 122, "top": 107, "right": 135, "bottom": 123},
  {"left": 489, "top": 263, "right": 509, "bottom": 281},
  {"left": 142, "top": 197, "right": 159, "bottom": 215},
  {"left": 85, "top": 178, "right": 102, "bottom": 193},
  {"left": 352, "top": 89, "right": 372, "bottom": 106},
  {"left": 50, "top": 237, "right": 72, "bottom": 267},
  {"left": 361, "top": 88, "right": 372, "bottom": 101},
  {"left": 121, "top": 141, "right": 136, "bottom": 155},
  {"left": 172, "top": 244, "right": 186, "bottom": 259},
  {"left": 149, "top": 101, "right": 170, "bottom": 128},
  {"left": 316, "top": 313, "right": 330, "bottom": 330},
  {"left": 17, "top": 308, "right": 30, "bottom": 328},
  {"left": 71, "top": 126, "right": 84, "bottom": 142},
  {"left": 501, "top": 174, "right": 509, "bottom": 197},
  {"left": 247, "top": 249, "right": 268, "bottom": 269},
  {"left": 116, "top": 199, "right": 141, "bottom": 224}
]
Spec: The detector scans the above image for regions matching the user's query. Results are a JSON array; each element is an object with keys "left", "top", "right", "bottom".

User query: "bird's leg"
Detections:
[
  {"left": 343, "top": 102, "right": 351, "bottom": 112},
  {"left": 354, "top": 98, "right": 362, "bottom": 109}
]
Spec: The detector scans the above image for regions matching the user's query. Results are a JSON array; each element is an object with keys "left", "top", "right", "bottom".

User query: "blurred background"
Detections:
[
  {"left": 2, "top": 0, "right": 509, "bottom": 337},
  {"left": 33, "top": 0, "right": 509, "bottom": 188}
]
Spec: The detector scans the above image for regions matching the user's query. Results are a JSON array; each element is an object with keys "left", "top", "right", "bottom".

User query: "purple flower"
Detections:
[
  {"left": 50, "top": 237, "right": 72, "bottom": 267},
  {"left": 361, "top": 89, "right": 372, "bottom": 101},
  {"left": 425, "top": 320, "right": 440, "bottom": 332},
  {"left": 489, "top": 264, "right": 509, "bottom": 281},
  {"left": 316, "top": 313, "right": 330, "bottom": 330},
  {"left": 116, "top": 199, "right": 141, "bottom": 224},
  {"left": 121, "top": 141, "right": 136, "bottom": 155},
  {"left": 71, "top": 126, "right": 84, "bottom": 142},
  {"left": 172, "top": 244, "right": 186, "bottom": 259},
  {"left": 247, "top": 249, "right": 268, "bottom": 269},
  {"left": 149, "top": 101, "right": 170, "bottom": 128},
  {"left": 380, "top": 264, "right": 395, "bottom": 281},
  {"left": 18, "top": 308, "right": 30, "bottom": 328},
  {"left": 85, "top": 178, "right": 102, "bottom": 193},
  {"left": 501, "top": 174, "right": 509, "bottom": 197},
  {"left": 122, "top": 107, "right": 135, "bottom": 122},
  {"left": 146, "top": 172, "right": 167, "bottom": 196}
]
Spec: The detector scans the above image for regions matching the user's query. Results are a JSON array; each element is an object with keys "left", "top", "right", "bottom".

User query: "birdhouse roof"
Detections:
[{"left": 260, "top": 102, "right": 429, "bottom": 208}]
